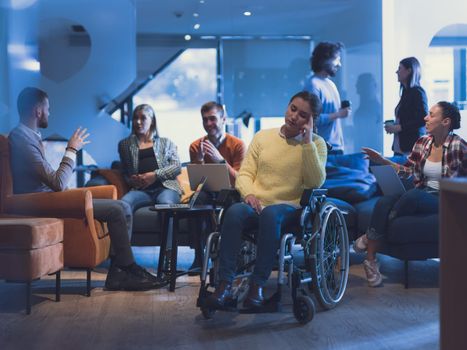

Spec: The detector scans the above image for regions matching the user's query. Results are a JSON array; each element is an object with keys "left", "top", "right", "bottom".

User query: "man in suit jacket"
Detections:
[{"left": 9, "top": 87, "right": 166, "bottom": 291}]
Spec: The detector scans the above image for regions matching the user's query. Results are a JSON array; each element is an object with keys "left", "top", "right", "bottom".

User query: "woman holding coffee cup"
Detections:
[{"left": 385, "top": 57, "right": 428, "bottom": 158}]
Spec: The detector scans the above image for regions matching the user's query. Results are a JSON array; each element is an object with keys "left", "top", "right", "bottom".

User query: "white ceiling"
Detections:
[{"left": 134, "top": 0, "right": 357, "bottom": 37}]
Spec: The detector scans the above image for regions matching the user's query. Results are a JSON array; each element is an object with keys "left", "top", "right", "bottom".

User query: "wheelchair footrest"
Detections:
[
  {"left": 239, "top": 301, "right": 281, "bottom": 314},
  {"left": 197, "top": 290, "right": 239, "bottom": 312},
  {"left": 239, "top": 292, "right": 282, "bottom": 314}
]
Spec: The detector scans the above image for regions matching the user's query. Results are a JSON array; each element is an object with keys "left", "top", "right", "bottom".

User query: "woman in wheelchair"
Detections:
[
  {"left": 359, "top": 101, "right": 467, "bottom": 287},
  {"left": 206, "top": 91, "right": 328, "bottom": 309}
]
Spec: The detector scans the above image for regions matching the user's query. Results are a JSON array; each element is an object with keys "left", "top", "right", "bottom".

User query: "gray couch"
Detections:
[{"left": 324, "top": 153, "right": 439, "bottom": 287}]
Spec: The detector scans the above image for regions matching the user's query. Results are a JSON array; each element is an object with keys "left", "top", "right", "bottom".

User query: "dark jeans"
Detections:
[
  {"left": 121, "top": 187, "right": 180, "bottom": 212},
  {"left": 218, "top": 202, "right": 301, "bottom": 286},
  {"left": 367, "top": 188, "right": 439, "bottom": 241},
  {"left": 92, "top": 199, "right": 134, "bottom": 266}
]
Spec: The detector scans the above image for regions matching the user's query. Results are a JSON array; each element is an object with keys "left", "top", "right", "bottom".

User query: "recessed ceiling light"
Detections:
[
  {"left": 194, "top": 23, "right": 201, "bottom": 30},
  {"left": 193, "top": 12, "right": 199, "bottom": 17},
  {"left": 200, "top": 0, "right": 205, "bottom": 4},
  {"left": 184, "top": 34, "right": 192, "bottom": 41},
  {"left": 243, "top": 11, "right": 252, "bottom": 16}
]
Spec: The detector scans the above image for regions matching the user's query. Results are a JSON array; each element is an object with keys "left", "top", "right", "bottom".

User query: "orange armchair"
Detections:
[{"left": 0, "top": 135, "right": 113, "bottom": 296}]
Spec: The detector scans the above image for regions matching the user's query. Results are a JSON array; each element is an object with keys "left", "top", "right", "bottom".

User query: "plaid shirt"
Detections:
[
  {"left": 398, "top": 133, "right": 467, "bottom": 188},
  {"left": 118, "top": 134, "right": 182, "bottom": 194}
]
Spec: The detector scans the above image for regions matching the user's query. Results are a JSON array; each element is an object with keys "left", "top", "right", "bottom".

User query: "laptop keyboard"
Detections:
[{"left": 154, "top": 203, "right": 190, "bottom": 209}]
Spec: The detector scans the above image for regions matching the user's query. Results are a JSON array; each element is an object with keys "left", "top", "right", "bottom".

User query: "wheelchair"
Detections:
[{"left": 196, "top": 189, "right": 349, "bottom": 324}]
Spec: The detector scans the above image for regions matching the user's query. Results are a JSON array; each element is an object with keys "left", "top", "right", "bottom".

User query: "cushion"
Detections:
[
  {"left": 177, "top": 167, "right": 193, "bottom": 203},
  {"left": 133, "top": 207, "right": 163, "bottom": 233},
  {"left": 132, "top": 207, "right": 190, "bottom": 234},
  {"left": 324, "top": 153, "right": 377, "bottom": 204},
  {"left": 353, "top": 196, "right": 381, "bottom": 237},
  {"left": 0, "top": 243, "right": 63, "bottom": 280},
  {"left": 327, "top": 152, "right": 370, "bottom": 173},
  {"left": 0, "top": 218, "right": 64, "bottom": 250},
  {"left": 386, "top": 214, "right": 438, "bottom": 244},
  {"left": 327, "top": 197, "right": 357, "bottom": 235}
]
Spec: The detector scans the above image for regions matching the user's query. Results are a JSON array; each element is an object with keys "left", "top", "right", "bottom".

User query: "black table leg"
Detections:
[
  {"left": 169, "top": 213, "right": 179, "bottom": 292},
  {"left": 55, "top": 271, "right": 61, "bottom": 302},
  {"left": 157, "top": 212, "right": 169, "bottom": 279},
  {"left": 26, "top": 281, "right": 32, "bottom": 315}
]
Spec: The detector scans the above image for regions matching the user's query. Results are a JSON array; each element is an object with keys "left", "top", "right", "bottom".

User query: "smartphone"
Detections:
[{"left": 341, "top": 100, "right": 351, "bottom": 109}]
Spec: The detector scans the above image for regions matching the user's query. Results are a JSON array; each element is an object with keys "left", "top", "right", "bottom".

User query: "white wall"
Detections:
[
  {"left": 2, "top": 0, "right": 385, "bottom": 162},
  {"left": 382, "top": 0, "right": 467, "bottom": 155},
  {"left": 0, "top": 7, "right": 12, "bottom": 133},
  {"left": 37, "top": 0, "right": 136, "bottom": 166},
  {"left": 1, "top": 0, "right": 137, "bottom": 167},
  {"left": 0, "top": 2, "right": 40, "bottom": 134},
  {"left": 309, "top": 0, "right": 383, "bottom": 153}
]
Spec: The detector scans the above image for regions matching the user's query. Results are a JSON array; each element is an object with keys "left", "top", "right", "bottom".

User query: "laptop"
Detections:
[
  {"left": 153, "top": 176, "right": 207, "bottom": 210},
  {"left": 370, "top": 165, "right": 406, "bottom": 196},
  {"left": 187, "top": 164, "right": 232, "bottom": 192}
]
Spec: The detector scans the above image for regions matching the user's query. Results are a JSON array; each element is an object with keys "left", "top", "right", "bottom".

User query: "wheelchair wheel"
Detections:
[
  {"left": 231, "top": 240, "right": 256, "bottom": 302},
  {"left": 293, "top": 295, "right": 315, "bottom": 324},
  {"left": 206, "top": 233, "right": 221, "bottom": 288},
  {"left": 309, "top": 201, "right": 349, "bottom": 310}
]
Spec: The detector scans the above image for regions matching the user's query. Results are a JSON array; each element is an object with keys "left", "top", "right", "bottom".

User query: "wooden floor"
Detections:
[{"left": 0, "top": 247, "right": 439, "bottom": 350}]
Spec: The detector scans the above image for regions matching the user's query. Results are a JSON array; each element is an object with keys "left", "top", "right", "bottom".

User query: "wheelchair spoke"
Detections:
[
  {"left": 305, "top": 202, "right": 350, "bottom": 310},
  {"left": 320, "top": 209, "right": 348, "bottom": 300}
]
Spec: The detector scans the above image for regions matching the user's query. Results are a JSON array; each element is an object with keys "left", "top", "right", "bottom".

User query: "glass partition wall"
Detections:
[{"left": 134, "top": 49, "right": 217, "bottom": 162}]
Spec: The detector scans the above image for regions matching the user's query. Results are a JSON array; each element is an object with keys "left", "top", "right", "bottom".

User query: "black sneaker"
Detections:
[
  {"left": 104, "top": 264, "right": 165, "bottom": 291},
  {"left": 126, "top": 263, "right": 168, "bottom": 288}
]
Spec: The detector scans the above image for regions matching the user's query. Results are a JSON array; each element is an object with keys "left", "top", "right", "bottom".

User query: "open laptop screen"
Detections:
[
  {"left": 370, "top": 165, "right": 406, "bottom": 196},
  {"left": 187, "top": 164, "right": 231, "bottom": 192},
  {"left": 188, "top": 176, "right": 207, "bottom": 206}
]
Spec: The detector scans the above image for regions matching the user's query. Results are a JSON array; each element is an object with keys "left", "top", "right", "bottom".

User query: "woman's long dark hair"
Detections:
[
  {"left": 399, "top": 57, "right": 422, "bottom": 93},
  {"left": 288, "top": 91, "right": 322, "bottom": 133}
]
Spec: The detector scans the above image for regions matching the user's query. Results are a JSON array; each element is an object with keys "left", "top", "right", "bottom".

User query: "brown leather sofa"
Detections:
[
  {"left": 0, "top": 135, "right": 113, "bottom": 296},
  {"left": 0, "top": 217, "right": 64, "bottom": 314}
]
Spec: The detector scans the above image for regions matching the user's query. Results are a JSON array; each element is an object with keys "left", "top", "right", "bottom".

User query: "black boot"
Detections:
[
  {"left": 105, "top": 263, "right": 167, "bottom": 291},
  {"left": 243, "top": 282, "right": 264, "bottom": 308},
  {"left": 205, "top": 280, "right": 233, "bottom": 309}
]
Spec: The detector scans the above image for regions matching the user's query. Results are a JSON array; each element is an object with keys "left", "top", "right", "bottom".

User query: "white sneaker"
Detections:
[
  {"left": 353, "top": 234, "right": 368, "bottom": 254},
  {"left": 363, "top": 259, "right": 382, "bottom": 287}
]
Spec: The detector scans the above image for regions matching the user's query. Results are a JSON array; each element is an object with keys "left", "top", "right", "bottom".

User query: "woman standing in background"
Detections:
[{"left": 385, "top": 57, "right": 428, "bottom": 159}]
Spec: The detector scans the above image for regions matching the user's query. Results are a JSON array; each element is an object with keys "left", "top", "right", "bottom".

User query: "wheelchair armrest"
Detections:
[
  {"left": 215, "top": 188, "right": 241, "bottom": 207},
  {"left": 300, "top": 188, "right": 328, "bottom": 207}
]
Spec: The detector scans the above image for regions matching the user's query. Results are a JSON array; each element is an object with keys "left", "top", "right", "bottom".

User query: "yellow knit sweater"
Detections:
[{"left": 236, "top": 128, "right": 327, "bottom": 207}]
